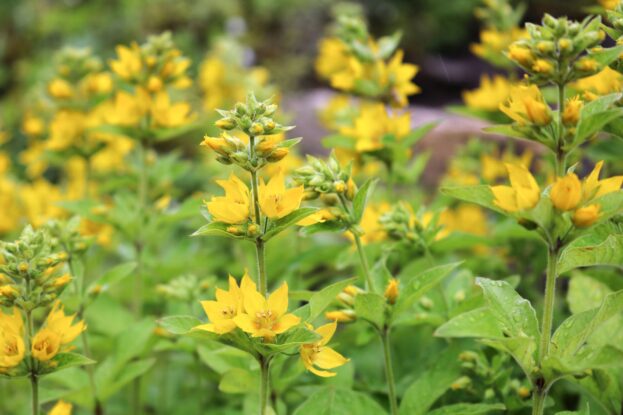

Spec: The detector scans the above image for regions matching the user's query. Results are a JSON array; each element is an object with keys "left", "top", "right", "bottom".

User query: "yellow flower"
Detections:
[
  {"left": 0, "top": 285, "right": 18, "bottom": 298},
  {"left": 576, "top": 58, "right": 599, "bottom": 72},
  {"left": 194, "top": 272, "right": 255, "bottom": 335},
  {"left": 573, "top": 204, "right": 601, "bottom": 228},
  {"left": 233, "top": 281, "right": 300, "bottom": 341},
  {"left": 206, "top": 174, "right": 252, "bottom": 224},
  {"left": 340, "top": 104, "right": 410, "bottom": 153},
  {"left": 562, "top": 96, "right": 583, "bottom": 126},
  {"left": 315, "top": 38, "right": 352, "bottom": 84},
  {"left": 384, "top": 279, "right": 399, "bottom": 304},
  {"left": 500, "top": 85, "right": 552, "bottom": 126},
  {"left": 22, "top": 113, "right": 46, "bottom": 137},
  {"left": 32, "top": 301, "right": 86, "bottom": 362},
  {"left": 0, "top": 308, "right": 25, "bottom": 371},
  {"left": 383, "top": 49, "right": 420, "bottom": 108},
  {"left": 550, "top": 173, "right": 582, "bottom": 211},
  {"left": 348, "top": 202, "right": 390, "bottom": 244},
  {"left": 296, "top": 208, "right": 336, "bottom": 226},
  {"left": 573, "top": 67, "right": 623, "bottom": 97},
  {"left": 300, "top": 321, "right": 349, "bottom": 377},
  {"left": 582, "top": 161, "right": 623, "bottom": 202},
  {"left": 463, "top": 75, "right": 513, "bottom": 111},
  {"left": 31, "top": 328, "right": 62, "bottom": 361},
  {"left": 491, "top": 164, "right": 541, "bottom": 212},
  {"left": 109, "top": 43, "right": 143, "bottom": 80},
  {"left": 48, "top": 79, "right": 74, "bottom": 100},
  {"left": 259, "top": 170, "right": 304, "bottom": 219},
  {"left": 600, "top": 0, "right": 620, "bottom": 9},
  {"left": 150, "top": 92, "right": 194, "bottom": 128},
  {"left": 48, "top": 400, "right": 73, "bottom": 415}
]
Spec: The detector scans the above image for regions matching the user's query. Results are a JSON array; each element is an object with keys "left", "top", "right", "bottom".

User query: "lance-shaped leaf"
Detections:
[
  {"left": 191, "top": 222, "right": 250, "bottom": 240},
  {"left": 481, "top": 336, "right": 537, "bottom": 379},
  {"left": 353, "top": 179, "right": 377, "bottom": 223},
  {"left": 354, "top": 292, "right": 386, "bottom": 329},
  {"left": 306, "top": 277, "right": 357, "bottom": 322},
  {"left": 441, "top": 185, "right": 502, "bottom": 213},
  {"left": 428, "top": 403, "right": 506, "bottom": 415},
  {"left": 293, "top": 386, "right": 387, "bottom": 415},
  {"left": 262, "top": 327, "right": 322, "bottom": 353},
  {"left": 544, "top": 345, "right": 623, "bottom": 379},
  {"left": 435, "top": 307, "right": 503, "bottom": 339},
  {"left": 159, "top": 315, "right": 202, "bottom": 335},
  {"left": 263, "top": 207, "right": 318, "bottom": 241},
  {"left": 40, "top": 353, "right": 96, "bottom": 375}
]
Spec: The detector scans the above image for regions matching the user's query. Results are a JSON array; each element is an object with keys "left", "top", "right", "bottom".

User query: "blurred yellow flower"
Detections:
[
  {"left": 381, "top": 50, "right": 420, "bottom": 108},
  {"left": 48, "top": 400, "right": 73, "bottom": 415},
  {"left": 300, "top": 321, "right": 349, "bottom": 377},
  {"left": 340, "top": 104, "right": 410, "bottom": 153},
  {"left": 0, "top": 308, "right": 25, "bottom": 372},
  {"left": 109, "top": 43, "right": 143, "bottom": 81},
  {"left": 550, "top": 173, "right": 582, "bottom": 211},
  {"left": 500, "top": 84, "right": 551, "bottom": 126},
  {"left": 463, "top": 75, "right": 513, "bottom": 111}
]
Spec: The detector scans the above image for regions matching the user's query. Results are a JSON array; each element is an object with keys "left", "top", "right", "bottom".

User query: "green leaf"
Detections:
[
  {"left": 219, "top": 368, "right": 257, "bottom": 394},
  {"left": 353, "top": 179, "right": 377, "bottom": 223},
  {"left": 307, "top": 277, "right": 358, "bottom": 322},
  {"left": 322, "top": 134, "right": 356, "bottom": 150},
  {"left": 293, "top": 386, "right": 387, "bottom": 415},
  {"left": 558, "top": 234, "right": 623, "bottom": 274},
  {"left": 589, "top": 45, "right": 623, "bottom": 68},
  {"left": 88, "top": 261, "right": 136, "bottom": 292},
  {"left": 279, "top": 137, "right": 303, "bottom": 149},
  {"left": 394, "top": 262, "right": 461, "bottom": 316},
  {"left": 480, "top": 336, "right": 537, "bottom": 378},
  {"left": 263, "top": 208, "right": 318, "bottom": 241},
  {"left": 428, "top": 403, "right": 506, "bottom": 415},
  {"left": 42, "top": 353, "right": 95, "bottom": 374},
  {"left": 191, "top": 222, "right": 249, "bottom": 240},
  {"left": 399, "top": 346, "right": 462, "bottom": 415},
  {"left": 159, "top": 315, "right": 202, "bottom": 335},
  {"left": 435, "top": 307, "right": 503, "bottom": 339},
  {"left": 544, "top": 345, "right": 623, "bottom": 378},
  {"left": 476, "top": 278, "right": 540, "bottom": 340},
  {"left": 551, "top": 290, "right": 623, "bottom": 358},
  {"left": 264, "top": 327, "right": 321, "bottom": 352},
  {"left": 98, "top": 358, "right": 156, "bottom": 401},
  {"left": 299, "top": 221, "right": 347, "bottom": 236},
  {"left": 401, "top": 121, "right": 439, "bottom": 148},
  {"left": 354, "top": 292, "right": 386, "bottom": 329},
  {"left": 441, "top": 185, "right": 503, "bottom": 214},
  {"left": 483, "top": 124, "right": 541, "bottom": 143},
  {"left": 377, "top": 31, "right": 402, "bottom": 59}
]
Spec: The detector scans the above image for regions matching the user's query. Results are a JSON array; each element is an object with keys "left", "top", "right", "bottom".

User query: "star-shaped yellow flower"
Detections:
[
  {"left": 491, "top": 164, "right": 541, "bottom": 212},
  {"left": 233, "top": 281, "right": 300, "bottom": 341},
  {"left": 206, "top": 174, "right": 252, "bottom": 224},
  {"left": 259, "top": 169, "right": 304, "bottom": 219},
  {"left": 300, "top": 321, "right": 349, "bottom": 377}
]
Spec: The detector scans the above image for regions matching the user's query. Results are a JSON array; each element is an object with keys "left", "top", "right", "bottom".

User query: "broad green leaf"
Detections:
[
  {"left": 299, "top": 221, "right": 347, "bottom": 236},
  {"left": 354, "top": 292, "right": 386, "bottom": 329},
  {"left": 98, "top": 358, "right": 156, "bottom": 401},
  {"left": 353, "top": 179, "right": 377, "bottom": 223},
  {"left": 589, "top": 45, "right": 623, "bottom": 68},
  {"left": 435, "top": 307, "right": 503, "bottom": 339},
  {"left": 263, "top": 327, "right": 321, "bottom": 352},
  {"left": 41, "top": 353, "right": 95, "bottom": 375},
  {"left": 219, "top": 368, "right": 257, "bottom": 394},
  {"left": 567, "top": 274, "right": 612, "bottom": 314},
  {"left": 441, "top": 185, "right": 503, "bottom": 214},
  {"left": 558, "top": 234, "right": 623, "bottom": 274},
  {"left": 394, "top": 262, "right": 461, "bottom": 316},
  {"left": 551, "top": 290, "right": 623, "bottom": 358},
  {"left": 293, "top": 386, "right": 387, "bottom": 415},
  {"left": 159, "top": 315, "right": 202, "bottom": 335},
  {"left": 88, "top": 261, "right": 137, "bottom": 292},
  {"left": 191, "top": 222, "right": 249, "bottom": 240},
  {"left": 480, "top": 336, "right": 537, "bottom": 378},
  {"left": 544, "top": 345, "right": 623, "bottom": 378},
  {"left": 476, "top": 278, "right": 540, "bottom": 340},
  {"left": 307, "top": 277, "right": 357, "bottom": 322},
  {"left": 428, "top": 403, "right": 506, "bottom": 415},
  {"left": 399, "top": 346, "right": 462, "bottom": 415},
  {"left": 263, "top": 208, "right": 318, "bottom": 241}
]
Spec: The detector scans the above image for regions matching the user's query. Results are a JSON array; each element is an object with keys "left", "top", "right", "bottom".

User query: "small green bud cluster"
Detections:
[
  {"left": 508, "top": 14, "right": 605, "bottom": 84},
  {"left": 214, "top": 93, "right": 290, "bottom": 138},
  {"left": 0, "top": 226, "right": 71, "bottom": 310},
  {"left": 155, "top": 274, "right": 210, "bottom": 304},
  {"left": 294, "top": 152, "right": 356, "bottom": 200},
  {"left": 54, "top": 47, "right": 103, "bottom": 83}
]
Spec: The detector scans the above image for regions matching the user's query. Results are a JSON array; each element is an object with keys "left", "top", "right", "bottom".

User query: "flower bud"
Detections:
[
  {"left": 51, "top": 274, "right": 72, "bottom": 288},
  {"left": 384, "top": 278, "right": 399, "bottom": 305},
  {"left": 508, "top": 44, "right": 534, "bottom": 66},
  {"left": 532, "top": 59, "right": 554, "bottom": 74},
  {"left": 147, "top": 76, "right": 163, "bottom": 92},
  {"left": 262, "top": 119, "right": 276, "bottom": 132},
  {"left": 48, "top": 78, "right": 73, "bottom": 99},
  {"left": 450, "top": 376, "right": 471, "bottom": 390},
  {"left": 558, "top": 38, "right": 572, "bottom": 52},
  {"left": 334, "top": 180, "right": 346, "bottom": 193},
  {"left": 201, "top": 136, "right": 229, "bottom": 156},
  {"left": 346, "top": 178, "right": 357, "bottom": 200},
  {"left": 18, "top": 263, "right": 29, "bottom": 273},
  {"left": 215, "top": 118, "right": 236, "bottom": 130},
  {"left": 249, "top": 122, "right": 264, "bottom": 136},
  {"left": 536, "top": 41, "right": 554, "bottom": 54},
  {"left": 267, "top": 148, "right": 289, "bottom": 162},
  {"left": 0, "top": 285, "right": 18, "bottom": 298},
  {"left": 550, "top": 173, "right": 582, "bottom": 211},
  {"left": 325, "top": 309, "right": 356, "bottom": 322},
  {"left": 247, "top": 224, "right": 260, "bottom": 236},
  {"left": 235, "top": 103, "right": 247, "bottom": 115},
  {"left": 572, "top": 204, "right": 600, "bottom": 227},
  {"left": 562, "top": 96, "right": 583, "bottom": 126},
  {"left": 518, "top": 386, "right": 531, "bottom": 399},
  {"left": 226, "top": 226, "right": 243, "bottom": 235},
  {"left": 576, "top": 58, "right": 598, "bottom": 72}
]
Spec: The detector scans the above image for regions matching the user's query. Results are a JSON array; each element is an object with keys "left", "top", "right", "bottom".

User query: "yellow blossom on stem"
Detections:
[
  {"left": 48, "top": 79, "right": 74, "bottom": 100},
  {"left": 500, "top": 85, "right": 552, "bottom": 126},
  {"left": 532, "top": 59, "right": 554, "bottom": 74},
  {"left": 382, "top": 50, "right": 420, "bottom": 108},
  {"left": 572, "top": 204, "right": 601, "bottom": 228},
  {"left": 233, "top": 281, "right": 300, "bottom": 341},
  {"left": 463, "top": 75, "right": 512, "bottom": 111},
  {"left": 340, "top": 104, "right": 410, "bottom": 153},
  {"left": 109, "top": 43, "right": 143, "bottom": 81},
  {"left": 300, "top": 321, "right": 349, "bottom": 377},
  {"left": 150, "top": 91, "right": 194, "bottom": 128},
  {"left": 48, "top": 400, "right": 73, "bottom": 415},
  {"left": 582, "top": 161, "right": 623, "bottom": 202},
  {"left": 0, "top": 308, "right": 25, "bottom": 371},
  {"left": 507, "top": 44, "right": 534, "bottom": 67},
  {"left": 206, "top": 174, "right": 252, "bottom": 224},
  {"left": 194, "top": 272, "right": 255, "bottom": 335},
  {"left": 384, "top": 278, "right": 399, "bottom": 304},
  {"left": 550, "top": 173, "right": 582, "bottom": 211},
  {"left": 32, "top": 301, "right": 86, "bottom": 362},
  {"left": 491, "top": 164, "right": 541, "bottom": 212},
  {"left": 562, "top": 96, "right": 583, "bottom": 126},
  {"left": 259, "top": 170, "right": 304, "bottom": 219},
  {"left": 31, "top": 328, "right": 62, "bottom": 361}
]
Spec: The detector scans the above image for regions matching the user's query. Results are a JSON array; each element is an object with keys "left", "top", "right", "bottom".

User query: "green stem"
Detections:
[
  {"left": 555, "top": 83, "right": 567, "bottom": 177},
  {"left": 25, "top": 307, "right": 38, "bottom": 415},
  {"left": 248, "top": 135, "right": 267, "bottom": 295},
  {"left": 353, "top": 234, "right": 374, "bottom": 292},
  {"left": 259, "top": 356, "right": 270, "bottom": 415},
  {"left": 380, "top": 328, "right": 399, "bottom": 415},
  {"left": 532, "top": 246, "right": 559, "bottom": 415},
  {"left": 30, "top": 374, "right": 38, "bottom": 415}
]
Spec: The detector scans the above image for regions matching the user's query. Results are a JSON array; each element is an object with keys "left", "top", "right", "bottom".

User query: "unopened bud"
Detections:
[
  {"left": 267, "top": 148, "right": 289, "bottom": 162},
  {"left": 215, "top": 118, "right": 236, "bottom": 130},
  {"left": 249, "top": 123, "right": 264, "bottom": 136},
  {"left": 384, "top": 278, "right": 399, "bottom": 304}
]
